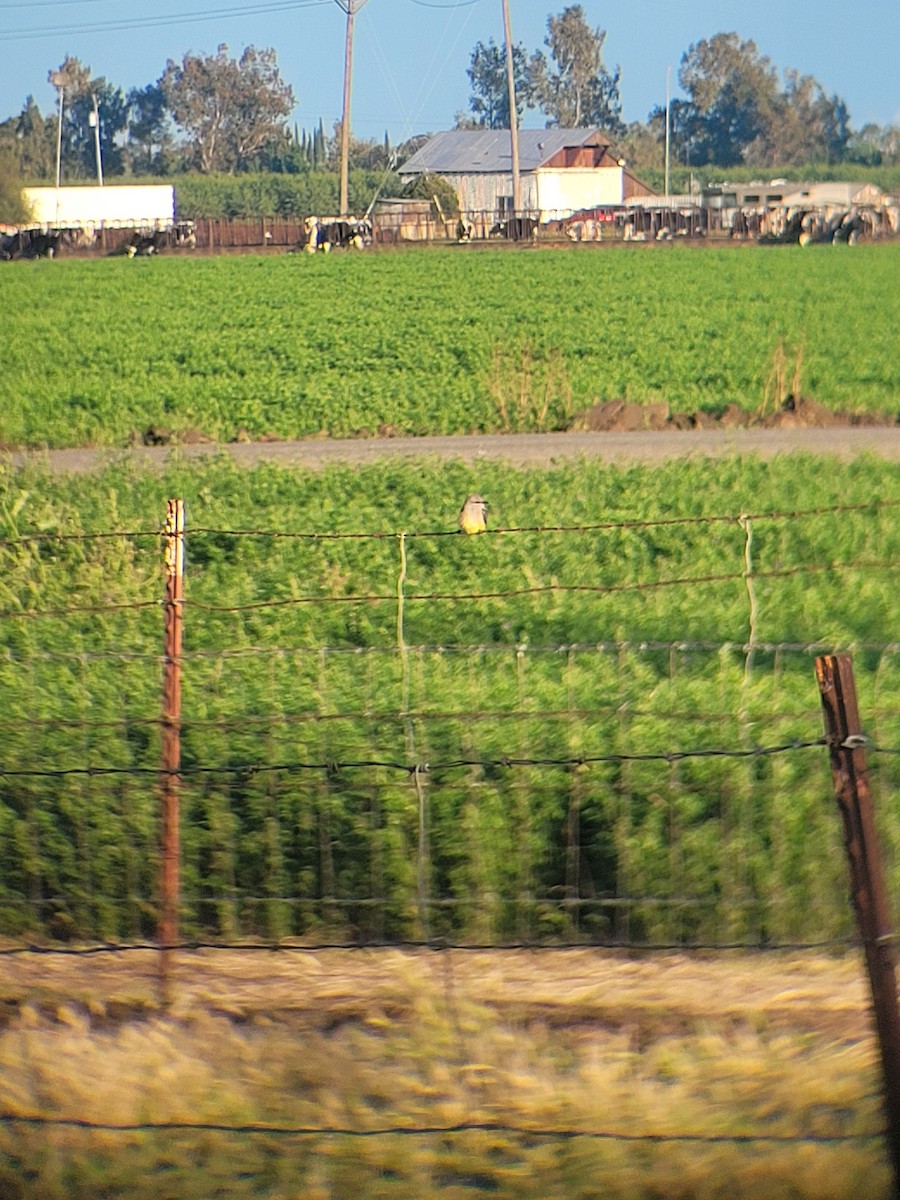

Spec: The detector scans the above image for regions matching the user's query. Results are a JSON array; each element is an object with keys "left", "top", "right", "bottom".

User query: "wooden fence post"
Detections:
[
  {"left": 159, "top": 499, "right": 184, "bottom": 1005},
  {"left": 816, "top": 653, "right": 900, "bottom": 1197}
]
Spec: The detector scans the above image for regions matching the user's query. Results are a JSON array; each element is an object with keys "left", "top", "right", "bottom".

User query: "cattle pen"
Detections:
[{"left": 4, "top": 194, "right": 898, "bottom": 261}]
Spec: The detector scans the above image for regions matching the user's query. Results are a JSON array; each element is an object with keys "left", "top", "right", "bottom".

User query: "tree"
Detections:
[
  {"left": 674, "top": 35, "right": 854, "bottom": 167},
  {"left": 46, "top": 57, "right": 128, "bottom": 181},
  {"left": 126, "top": 83, "right": 177, "bottom": 175},
  {"left": 743, "top": 71, "right": 850, "bottom": 165},
  {"left": 0, "top": 98, "right": 56, "bottom": 181},
  {"left": 401, "top": 172, "right": 459, "bottom": 219},
  {"left": 677, "top": 33, "right": 778, "bottom": 165},
  {"left": 617, "top": 119, "right": 663, "bottom": 174},
  {"left": 326, "top": 121, "right": 393, "bottom": 171},
  {"left": 466, "top": 38, "right": 530, "bottom": 129},
  {"left": 0, "top": 148, "right": 32, "bottom": 223},
  {"left": 66, "top": 79, "right": 129, "bottom": 179},
  {"left": 160, "top": 45, "right": 294, "bottom": 173},
  {"left": 528, "top": 6, "right": 622, "bottom": 132},
  {"left": 847, "top": 122, "right": 900, "bottom": 167},
  {"left": 646, "top": 97, "right": 699, "bottom": 169}
]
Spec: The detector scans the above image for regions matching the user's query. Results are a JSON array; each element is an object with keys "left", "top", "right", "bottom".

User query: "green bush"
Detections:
[{"left": 168, "top": 169, "right": 402, "bottom": 219}]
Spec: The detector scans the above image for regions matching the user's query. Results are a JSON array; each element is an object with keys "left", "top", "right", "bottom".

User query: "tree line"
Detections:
[
  {"left": 0, "top": 8, "right": 897, "bottom": 215},
  {"left": 463, "top": 8, "right": 897, "bottom": 172}
]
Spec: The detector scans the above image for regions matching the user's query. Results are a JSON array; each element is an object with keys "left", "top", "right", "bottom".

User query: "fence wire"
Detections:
[
  {"left": 0, "top": 1110, "right": 882, "bottom": 1145},
  {"left": 1, "top": 500, "right": 898, "bottom": 953}
]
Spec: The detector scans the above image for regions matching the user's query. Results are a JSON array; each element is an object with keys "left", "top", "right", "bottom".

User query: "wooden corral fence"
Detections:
[{"left": 20, "top": 198, "right": 898, "bottom": 259}]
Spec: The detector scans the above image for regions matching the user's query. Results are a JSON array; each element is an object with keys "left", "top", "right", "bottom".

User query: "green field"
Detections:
[
  {"left": 1, "top": 242, "right": 898, "bottom": 448},
  {"left": 3, "top": 244, "right": 898, "bottom": 1199},
  {"left": 2, "top": 454, "right": 898, "bottom": 945}
]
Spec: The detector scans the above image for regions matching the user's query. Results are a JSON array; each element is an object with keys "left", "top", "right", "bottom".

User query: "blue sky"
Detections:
[{"left": 1, "top": 0, "right": 897, "bottom": 145}]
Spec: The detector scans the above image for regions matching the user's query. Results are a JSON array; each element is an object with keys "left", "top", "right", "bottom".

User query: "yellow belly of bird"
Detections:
[{"left": 459, "top": 514, "right": 486, "bottom": 535}]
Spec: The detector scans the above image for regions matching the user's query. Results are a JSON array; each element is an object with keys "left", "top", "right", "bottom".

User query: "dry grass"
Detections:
[
  {"left": 0, "top": 949, "right": 890, "bottom": 1199},
  {"left": 760, "top": 339, "right": 805, "bottom": 416},
  {"left": 487, "top": 342, "right": 574, "bottom": 432}
]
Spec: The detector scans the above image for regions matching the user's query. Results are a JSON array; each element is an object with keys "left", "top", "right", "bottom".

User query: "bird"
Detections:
[{"left": 458, "top": 494, "right": 489, "bottom": 535}]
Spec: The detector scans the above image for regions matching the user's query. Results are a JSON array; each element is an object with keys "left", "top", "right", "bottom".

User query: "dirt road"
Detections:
[{"left": 7, "top": 426, "right": 900, "bottom": 474}]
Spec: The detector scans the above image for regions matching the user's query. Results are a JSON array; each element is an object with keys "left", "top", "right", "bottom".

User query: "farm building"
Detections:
[
  {"left": 700, "top": 179, "right": 888, "bottom": 212},
  {"left": 397, "top": 128, "right": 655, "bottom": 224}
]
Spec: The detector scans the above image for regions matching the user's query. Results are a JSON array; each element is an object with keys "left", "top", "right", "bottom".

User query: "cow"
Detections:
[
  {"left": 0, "top": 230, "right": 60, "bottom": 260},
  {"left": 302, "top": 215, "right": 371, "bottom": 253},
  {"left": 456, "top": 217, "right": 475, "bottom": 242},
  {"left": 489, "top": 216, "right": 539, "bottom": 242},
  {"left": 126, "top": 231, "right": 165, "bottom": 258},
  {"left": 175, "top": 221, "right": 197, "bottom": 249},
  {"left": 833, "top": 209, "right": 871, "bottom": 245},
  {"left": 566, "top": 218, "right": 602, "bottom": 242},
  {"left": 55, "top": 227, "right": 99, "bottom": 253}
]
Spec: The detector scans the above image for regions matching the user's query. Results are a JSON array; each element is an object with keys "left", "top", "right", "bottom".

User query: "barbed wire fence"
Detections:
[
  {"left": 1, "top": 497, "right": 898, "bottom": 952},
  {"left": 1, "top": 497, "right": 899, "bottom": 1188}
]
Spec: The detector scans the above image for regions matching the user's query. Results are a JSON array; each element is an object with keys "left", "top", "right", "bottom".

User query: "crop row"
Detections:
[
  {"left": 1, "top": 454, "right": 898, "bottom": 944},
  {"left": 1, "top": 243, "right": 898, "bottom": 449}
]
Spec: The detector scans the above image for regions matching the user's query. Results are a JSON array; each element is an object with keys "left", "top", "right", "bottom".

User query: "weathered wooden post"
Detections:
[
  {"left": 159, "top": 499, "right": 184, "bottom": 1005},
  {"left": 816, "top": 654, "right": 900, "bottom": 1198}
]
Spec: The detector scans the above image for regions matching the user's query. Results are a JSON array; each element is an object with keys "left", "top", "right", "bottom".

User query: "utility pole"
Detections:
[
  {"left": 501, "top": 0, "right": 522, "bottom": 216},
  {"left": 664, "top": 66, "right": 671, "bottom": 198},
  {"left": 49, "top": 70, "right": 66, "bottom": 224},
  {"left": 336, "top": 0, "right": 368, "bottom": 217},
  {"left": 89, "top": 92, "right": 103, "bottom": 187}
]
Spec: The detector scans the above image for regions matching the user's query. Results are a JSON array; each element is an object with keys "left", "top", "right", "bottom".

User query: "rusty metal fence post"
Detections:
[
  {"left": 159, "top": 499, "right": 184, "bottom": 1005},
  {"left": 816, "top": 653, "right": 900, "bottom": 1198}
]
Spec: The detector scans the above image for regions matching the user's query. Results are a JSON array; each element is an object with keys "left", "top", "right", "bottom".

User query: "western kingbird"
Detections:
[{"left": 458, "top": 494, "right": 489, "bottom": 535}]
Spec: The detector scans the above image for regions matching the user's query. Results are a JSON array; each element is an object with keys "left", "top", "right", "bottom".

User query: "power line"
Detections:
[{"left": 1, "top": 0, "right": 332, "bottom": 39}]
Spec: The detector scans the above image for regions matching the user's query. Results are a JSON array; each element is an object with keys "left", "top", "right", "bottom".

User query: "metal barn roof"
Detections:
[{"left": 398, "top": 128, "right": 610, "bottom": 175}]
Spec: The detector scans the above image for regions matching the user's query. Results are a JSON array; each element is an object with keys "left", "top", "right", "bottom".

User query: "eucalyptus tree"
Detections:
[
  {"left": 466, "top": 37, "right": 530, "bottom": 128},
  {"left": 160, "top": 45, "right": 294, "bottom": 173},
  {"left": 0, "top": 148, "right": 32, "bottom": 222},
  {"left": 528, "top": 5, "right": 622, "bottom": 133},
  {"left": 0, "top": 98, "right": 56, "bottom": 180},
  {"left": 676, "top": 33, "right": 778, "bottom": 165},
  {"left": 675, "top": 33, "right": 852, "bottom": 167},
  {"left": 126, "top": 83, "right": 178, "bottom": 175}
]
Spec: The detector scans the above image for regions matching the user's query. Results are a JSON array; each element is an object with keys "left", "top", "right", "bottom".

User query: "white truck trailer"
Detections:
[{"left": 22, "top": 184, "right": 175, "bottom": 231}]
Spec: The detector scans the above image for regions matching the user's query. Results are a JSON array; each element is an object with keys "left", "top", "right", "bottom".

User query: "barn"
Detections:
[{"left": 397, "top": 128, "right": 655, "bottom": 226}]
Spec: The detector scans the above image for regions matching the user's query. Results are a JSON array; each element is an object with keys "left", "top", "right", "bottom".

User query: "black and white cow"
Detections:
[
  {"left": 489, "top": 216, "right": 539, "bottom": 241},
  {"left": 126, "top": 231, "right": 165, "bottom": 257},
  {"left": 303, "top": 215, "right": 371, "bottom": 253},
  {"left": 0, "top": 229, "right": 61, "bottom": 260}
]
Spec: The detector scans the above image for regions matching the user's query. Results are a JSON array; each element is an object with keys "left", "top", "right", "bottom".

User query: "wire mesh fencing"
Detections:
[
  {"left": 0, "top": 499, "right": 898, "bottom": 949},
  {"left": 2, "top": 498, "right": 900, "bottom": 1198}
]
